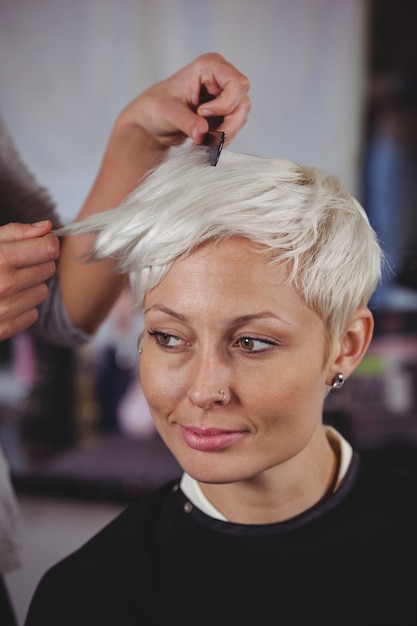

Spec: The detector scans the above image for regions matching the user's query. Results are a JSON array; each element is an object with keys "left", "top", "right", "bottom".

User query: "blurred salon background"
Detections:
[{"left": 0, "top": 0, "right": 416, "bottom": 622}]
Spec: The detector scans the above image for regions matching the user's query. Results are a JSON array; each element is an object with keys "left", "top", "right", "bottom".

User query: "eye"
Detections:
[
  {"left": 237, "top": 336, "right": 274, "bottom": 352},
  {"left": 148, "top": 330, "right": 182, "bottom": 348}
]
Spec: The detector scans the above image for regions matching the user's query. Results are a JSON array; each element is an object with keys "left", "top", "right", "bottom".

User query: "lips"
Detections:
[{"left": 180, "top": 426, "right": 245, "bottom": 452}]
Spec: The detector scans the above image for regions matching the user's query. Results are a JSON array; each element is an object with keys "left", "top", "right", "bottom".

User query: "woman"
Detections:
[{"left": 25, "top": 148, "right": 417, "bottom": 625}]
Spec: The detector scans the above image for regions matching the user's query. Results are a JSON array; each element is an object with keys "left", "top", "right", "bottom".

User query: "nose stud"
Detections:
[{"left": 219, "top": 390, "right": 226, "bottom": 403}]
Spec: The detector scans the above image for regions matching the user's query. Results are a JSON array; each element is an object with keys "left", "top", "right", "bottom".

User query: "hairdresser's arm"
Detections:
[{"left": 59, "top": 53, "right": 251, "bottom": 334}]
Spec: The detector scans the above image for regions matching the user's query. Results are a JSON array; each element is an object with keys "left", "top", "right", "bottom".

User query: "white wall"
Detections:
[{"left": 0, "top": 0, "right": 368, "bottom": 222}]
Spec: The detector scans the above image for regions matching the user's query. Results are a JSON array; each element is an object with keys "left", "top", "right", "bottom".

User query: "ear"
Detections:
[{"left": 326, "top": 308, "right": 374, "bottom": 385}]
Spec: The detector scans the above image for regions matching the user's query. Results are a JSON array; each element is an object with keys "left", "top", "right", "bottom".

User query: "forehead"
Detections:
[
  {"left": 166, "top": 237, "right": 283, "bottom": 288},
  {"left": 187, "top": 236, "right": 269, "bottom": 264},
  {"left": 144, "top": 237, "right": 311, "bottom": 321}
]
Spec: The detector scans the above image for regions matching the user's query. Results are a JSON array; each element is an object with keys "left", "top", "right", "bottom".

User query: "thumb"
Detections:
[
  {"left": 165, "top": 100, "right": 210, "bottom": 144},
  {"left": 0, "top": 220, "right": 53, "bottom": 243}
]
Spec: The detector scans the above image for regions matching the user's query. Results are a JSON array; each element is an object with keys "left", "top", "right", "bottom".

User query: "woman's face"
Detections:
[{"left": 140, "top": 237, "right": 333, "bottom": 485}]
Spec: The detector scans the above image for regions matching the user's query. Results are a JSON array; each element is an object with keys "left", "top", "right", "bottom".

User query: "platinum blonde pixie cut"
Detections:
[{"left": 62, "top": 146, "right": 383, "bottom": 344}]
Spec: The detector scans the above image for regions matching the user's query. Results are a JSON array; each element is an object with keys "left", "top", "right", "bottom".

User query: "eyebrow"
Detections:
[
  {"left": 144, "top": 305, "right": 188, "bottom": 322},
  {"left": 144, "top": 305, "right": 291, "bottom": 327}
]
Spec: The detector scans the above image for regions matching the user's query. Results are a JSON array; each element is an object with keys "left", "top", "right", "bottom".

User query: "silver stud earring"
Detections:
[
  {"left": 138, "top": 337, "right": 144, "bottom": 355},
  {"left": 332, "top": 373, "right": 344, "bottom": 389}
]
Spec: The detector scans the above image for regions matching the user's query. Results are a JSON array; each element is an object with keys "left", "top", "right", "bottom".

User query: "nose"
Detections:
[{"left": 188, "top": 349, "right": 230, "bottom": 409}]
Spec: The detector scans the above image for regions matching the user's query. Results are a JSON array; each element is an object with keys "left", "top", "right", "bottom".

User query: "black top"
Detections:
[{"left": 25, "top": 452, "right": 417, "bottom": 625}]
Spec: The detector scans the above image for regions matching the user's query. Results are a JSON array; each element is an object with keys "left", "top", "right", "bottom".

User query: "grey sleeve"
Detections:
[
  {"left": 32, "top": 272, "right": 92, "bottom": 347},
  {"left": 0, "top": 113, "right": 92, "bottom": 346}
]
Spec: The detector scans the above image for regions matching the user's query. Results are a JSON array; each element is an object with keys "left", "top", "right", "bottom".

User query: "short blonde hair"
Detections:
[{"left": 62, "top": 146, "right": 383, "bottom": 345}]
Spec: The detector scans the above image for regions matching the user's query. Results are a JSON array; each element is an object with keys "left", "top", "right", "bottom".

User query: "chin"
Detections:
[{"left": 181, "top": 456, "right": 253, "bottom": 485}]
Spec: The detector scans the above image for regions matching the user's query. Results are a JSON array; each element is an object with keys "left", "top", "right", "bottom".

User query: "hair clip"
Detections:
[{"left": 201, "top": 130, "right": 226, "bottom": 166}]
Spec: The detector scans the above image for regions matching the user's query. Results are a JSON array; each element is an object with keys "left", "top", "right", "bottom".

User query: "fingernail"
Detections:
[
  {"left": 191, "top": 124, "right": 202, "bottom": 142},
  {"left": 32, "top": 220, "right": 50, "bottom": 228},
  {"left": 198, "top": 107, "right": 213, "bottom": 116}
]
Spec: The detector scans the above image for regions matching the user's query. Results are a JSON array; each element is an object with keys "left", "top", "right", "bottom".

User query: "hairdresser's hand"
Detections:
[
  {"left": 59, "top": 53, "right": 250, "bottom": 335},
  {"left": 0, "top": 221, "right": 59, "bottom": 340},
  {"left": 118, "top": 52, "right": 251, "bottom": 148}
]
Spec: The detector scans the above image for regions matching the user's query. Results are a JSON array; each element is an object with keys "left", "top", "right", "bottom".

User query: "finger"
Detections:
[
  {"left": 160, "top": 89, "right": 251, "bottom": 147},
  {"left": 0, "top": 261, "right": 56, "bottom": 299},
  {"left": 163, "top": 97, "right": 250, "bottom": 147},
  {"left": 196, "top": 72, "right": 251, "bottom": 144},
  {"left": 198, "top": 82, "right": 251, "bottom": 121},
  {"left": 0, "top": 309, "right": 39, "bottom": 341},
  {"left": 0, "top": 283, "right": 49, "bottom": 340},
  {"left": 196, "top": 84, "right": 225, "bottom": 130},
  {"left": 0, "top": 233, "right": 60, "bottom": 272},
  {"left": 0, "top": 220, "right": 53, "bottom": 244},
  {"left": 192, "top": 94, "right": 251, "bottom": 146},
  {"left": 198, "top": 74, "right": 250, "bottom": 111},
  {"left": 141, "top": 95, "right": 210, "bottom": 146},
  {"left": 1, "top": 281, "right": 49, "bottom": 315},
  {"left": 215, "top": 95, "right": 252, "bottom": 145},
  {"left": 195, "top": 54, "right": 251, "bottom": 112}
]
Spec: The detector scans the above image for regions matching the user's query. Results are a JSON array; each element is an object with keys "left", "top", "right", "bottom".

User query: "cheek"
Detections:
[
  {"left": 253, "top": 373, "right": 326, "bottom": 466},
  {"left": 253, "top": 363, "right": 326, "bottom": 429},
  {"left": 139, "top": 358, "right": 161, "bottom": 405},
  {"left": 139, "top": 357, "right": 183, "bottom": 413}
]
